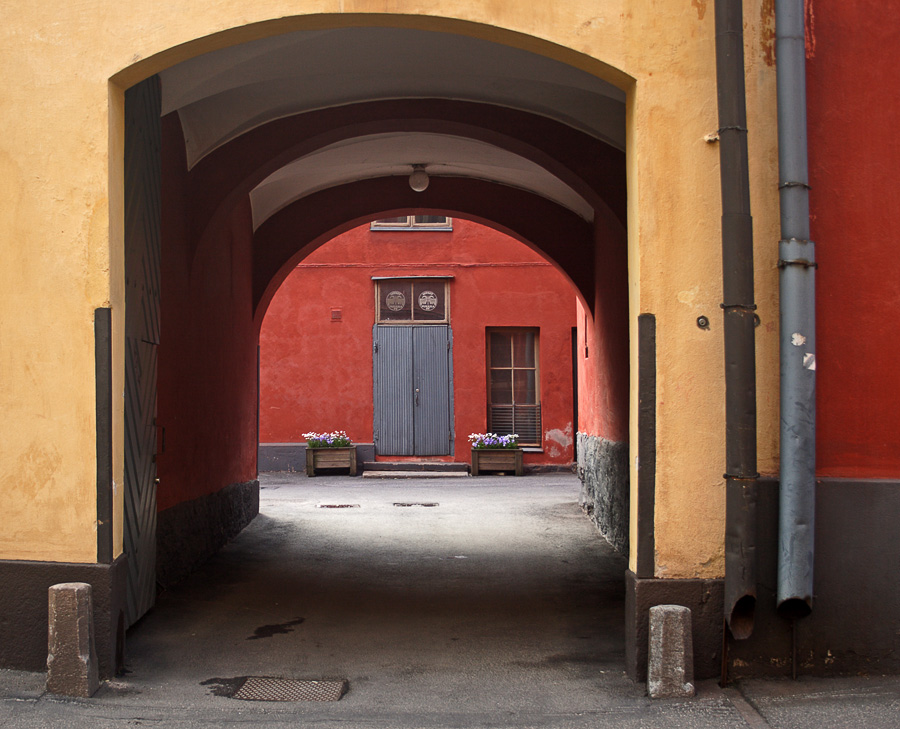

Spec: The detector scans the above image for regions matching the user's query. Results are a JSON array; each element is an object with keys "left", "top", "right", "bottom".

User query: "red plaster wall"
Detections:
[
  {"left": 576, "top": 219, "right": 629, "bottom": 443},
  {"left": 157, "top": 115, "right": 259, "bottom": 511},
  {"left": 808, "top": 2, "right": 900, "bottom": 477},
  {"left": 259, "top": 219, "right": 578, "bottom": 465}
]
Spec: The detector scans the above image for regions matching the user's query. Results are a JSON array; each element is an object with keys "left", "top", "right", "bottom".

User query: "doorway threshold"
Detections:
[
  {"left": 363, "top": 461, "right": 469, "bottom": 473},
  {"left": 362, "top": 470, "right": 469, "bottom": 479}
]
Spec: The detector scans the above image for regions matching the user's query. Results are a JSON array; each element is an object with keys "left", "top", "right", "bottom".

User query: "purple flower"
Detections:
[
  {"left": 303, "top": 430, "right": 352, "bottom": 448},
  {"left": 468, "top": 432, "right": 519, "bottom": 449}
]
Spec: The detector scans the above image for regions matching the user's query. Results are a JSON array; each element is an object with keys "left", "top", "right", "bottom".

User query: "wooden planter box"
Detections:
[
  {"left": 305, "top": 447, "right": 357, "bottom": 477},
  {"left": 470, "top": 448, "right": 524, "bottom": 476}
]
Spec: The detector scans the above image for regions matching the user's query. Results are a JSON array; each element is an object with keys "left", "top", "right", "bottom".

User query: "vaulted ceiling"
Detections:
[{"left": 158, "top": 26, "right": 626, "bottom": 231}]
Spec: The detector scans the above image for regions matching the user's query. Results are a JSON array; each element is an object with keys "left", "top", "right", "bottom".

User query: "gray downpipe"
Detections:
[
  {"left": 775, "top": 0, "right": 815, "bottom": 619},
  {"left": 715, "top": 0, "right": 759, "bottom": 640}
]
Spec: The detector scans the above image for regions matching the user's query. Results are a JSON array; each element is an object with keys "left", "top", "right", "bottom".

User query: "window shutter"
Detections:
[{"left": 488, "top": 404, "right": 541, "bottom": 446}]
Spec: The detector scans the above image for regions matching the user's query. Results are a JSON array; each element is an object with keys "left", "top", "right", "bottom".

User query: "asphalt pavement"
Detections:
[{"left": 1, "top": 472, "right": 897, "bottom": 728}]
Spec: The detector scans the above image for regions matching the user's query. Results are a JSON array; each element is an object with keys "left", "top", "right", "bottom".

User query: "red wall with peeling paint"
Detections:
[
  {"left": 807, "top": 1, "right": 900, "bottom": 477},
  {"left": 259, "top": 219, "right": 578, "bottom": 465}
]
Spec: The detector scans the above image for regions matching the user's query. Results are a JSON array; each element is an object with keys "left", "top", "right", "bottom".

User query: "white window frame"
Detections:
[
  {"left": 370, "top": 215, "right": 453, "bottom": 231},
  {"left": 486, "top": 328, "right": 542, "bottom": 446}
]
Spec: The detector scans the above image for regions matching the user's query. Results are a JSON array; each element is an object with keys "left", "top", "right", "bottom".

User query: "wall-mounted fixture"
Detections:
[{"left": 409, "top": 164, "right": 429, "bottom": 192}]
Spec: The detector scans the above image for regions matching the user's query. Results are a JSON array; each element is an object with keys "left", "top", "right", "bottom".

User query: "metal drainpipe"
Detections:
[
  {"left": 775, "top": 0, "right": 816, "bottom": 619},
  {"left": 715, "top": 0, "right": 759, "bottom": 640}
]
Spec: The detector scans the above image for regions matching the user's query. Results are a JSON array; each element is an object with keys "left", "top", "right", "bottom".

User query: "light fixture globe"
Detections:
[{"left": 409, "top": 165, "right": 429, "bottom": 192}]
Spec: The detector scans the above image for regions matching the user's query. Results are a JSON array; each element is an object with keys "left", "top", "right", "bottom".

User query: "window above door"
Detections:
[
  {"left": 370, "top": 215, "right": 453, "bottom": 231},
  {"left": 374, "top": 277, "right": 451, "bottom": 324}
]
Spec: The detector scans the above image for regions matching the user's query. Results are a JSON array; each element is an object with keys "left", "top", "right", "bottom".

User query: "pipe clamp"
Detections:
[{"left": 778, "top": 259, "right": 818, "bottom": 269}]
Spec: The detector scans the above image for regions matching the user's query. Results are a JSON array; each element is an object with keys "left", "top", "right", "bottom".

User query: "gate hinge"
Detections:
[{"left": 374, "top": 342, "right": 379, "bottom": 353}]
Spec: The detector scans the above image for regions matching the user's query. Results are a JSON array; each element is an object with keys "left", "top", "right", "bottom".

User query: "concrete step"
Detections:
[
  {"left": 362, "top": 471, "right": 470, "bottom": 479},
  {"left": 362, "top": 461, "right": 470, "bottom": 473}
]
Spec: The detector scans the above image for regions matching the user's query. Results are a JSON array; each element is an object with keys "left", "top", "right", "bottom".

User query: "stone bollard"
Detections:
[
  {"left": 647, "top": 604, "right": 695, "bottom": 699},
  {"left": 46, "top": 583, "right": 100, "bottom": 698}
]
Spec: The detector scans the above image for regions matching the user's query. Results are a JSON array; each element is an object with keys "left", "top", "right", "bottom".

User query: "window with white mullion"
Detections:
[
  {"left": 487, "top": 329, "right": 541, "bottom": 446},
  {"left": 370, "top": 215, "right": 452, "bottom": 230}
]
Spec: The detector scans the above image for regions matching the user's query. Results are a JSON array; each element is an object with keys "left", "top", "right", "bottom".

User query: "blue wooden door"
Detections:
[
  {"left": 374, "top": 325, "right": 453, "bottom": 456},
  {"left": 373, "top": 326, "right": 415, "bottom": 455}
]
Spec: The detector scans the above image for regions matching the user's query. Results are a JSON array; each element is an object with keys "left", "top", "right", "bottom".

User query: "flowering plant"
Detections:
[
  {"left": 303, "top": 430, "right": 352, "bottom": 448},
  {"left": 468, "top": 432, "right": 520, "bottom": 449}
]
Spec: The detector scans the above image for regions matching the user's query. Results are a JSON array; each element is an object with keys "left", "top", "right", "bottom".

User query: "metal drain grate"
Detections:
[
  {"left": 232, "top": 677, "right": 348, "bottom": 702},
  {"left": 393, "top": 502, "right": 439, "bottom": 507},
  {"left": 317, "top": 504, "right": 360, "bottom": 508}
]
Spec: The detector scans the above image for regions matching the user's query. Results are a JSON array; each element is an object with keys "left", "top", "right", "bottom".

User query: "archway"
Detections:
[{"left": 118, "top": 19, "right": 630, "bottom": 680}]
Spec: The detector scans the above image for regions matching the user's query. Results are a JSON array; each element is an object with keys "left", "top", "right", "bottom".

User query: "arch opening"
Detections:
[
  {"left": 258, "top": 217, "right": 582, "bottom": 467},
  {"left": 120, "top": 20, "right": 632, "bottom": 688},
  {"left": 250, "top": 178, "right": 603, "bottom": 329}
]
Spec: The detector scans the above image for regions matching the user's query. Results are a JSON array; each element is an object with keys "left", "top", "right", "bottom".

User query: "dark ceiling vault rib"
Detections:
[
  {"left": 181, "top": 99, "right": 626, "bottom": 251},
  {"left": 250, "top": 175, "right": 600, "bottom": 325}
]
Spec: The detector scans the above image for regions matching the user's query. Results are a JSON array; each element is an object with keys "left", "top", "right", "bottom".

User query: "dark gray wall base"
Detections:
[
  {"left": 258, "top": 443, "right": 375, "bottom": 473},
  {"left": 626, "top": 478, "right": 900, "bottom": 684},
  {"left": 577, "top": 433, "right": 629, "bottom": 555},
  {"left": 728, "top": 477, "right": 900, "bottom": 678},
  {"left": 625, "top": 570, "right": 724, "bottom": 682},
  {"left": 524, "top": 463, "right": 576, "bottom": 474},
  {"left": 156, "top": 480, "right": 259, "bottom": 590},
  {"left": 0, "top": 555, "right": 127, "bottom": 678}
]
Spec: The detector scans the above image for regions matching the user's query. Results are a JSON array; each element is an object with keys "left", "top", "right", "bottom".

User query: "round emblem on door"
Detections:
[
  {"left": 386, "top": 290, "right": 406, "bottom": 311},
  {"left": 418, "top": 290, "right": 438, "bottom": 311}
]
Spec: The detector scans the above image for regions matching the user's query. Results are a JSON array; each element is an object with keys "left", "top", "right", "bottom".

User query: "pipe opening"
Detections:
[
  {"left": 777, "top": 596, "right": 812, "bottom": 621},
  {"left": 728, "top": 595, "right": 756, "bottom": 640}
]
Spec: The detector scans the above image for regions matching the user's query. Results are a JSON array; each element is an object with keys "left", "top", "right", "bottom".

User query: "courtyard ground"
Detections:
[{"left": 1, "top": 472, "right": 897, "bottom": 727}]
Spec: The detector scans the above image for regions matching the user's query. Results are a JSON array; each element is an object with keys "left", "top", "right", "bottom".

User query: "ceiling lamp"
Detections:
[{"left": 409, "top": 164, "right": 429, "bottom": 192}]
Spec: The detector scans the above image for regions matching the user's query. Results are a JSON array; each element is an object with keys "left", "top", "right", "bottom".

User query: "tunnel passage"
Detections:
[{"left": 121, "top": 22, "right": 632, "bottom": 631}]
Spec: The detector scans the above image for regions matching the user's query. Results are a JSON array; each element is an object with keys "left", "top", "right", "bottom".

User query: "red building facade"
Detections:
[
  {"left": 807, "top": 2, "right": 900, "bottom": 479},
  {"left": 259, "top": 218, "right": 578, "bottom": 469}
]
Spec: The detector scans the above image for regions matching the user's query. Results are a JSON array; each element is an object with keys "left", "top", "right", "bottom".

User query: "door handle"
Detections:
[{"left": 415, "top": 388, "right": 420, "bottom": 406}]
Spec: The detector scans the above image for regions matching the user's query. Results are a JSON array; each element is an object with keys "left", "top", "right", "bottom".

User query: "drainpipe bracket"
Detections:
[
  {"left": 777, "top": 259, "right": 818, "bottom": 269},
  {"left": 778, "top": 181, "right": 811, "bottom": 190},
  {"left": 719, "top": 303, "right": 757, "bottom": 311}
]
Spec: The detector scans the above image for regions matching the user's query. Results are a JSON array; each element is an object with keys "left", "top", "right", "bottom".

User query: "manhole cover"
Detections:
[
  {"left": 230, "top": 677, "right": 348, "bottom": 702},
  {"left": 393, "top": 502, "right": 439, "bottom": 507}
]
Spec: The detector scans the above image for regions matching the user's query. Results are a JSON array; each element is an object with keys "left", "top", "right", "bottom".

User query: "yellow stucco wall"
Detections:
[
  {"left": 626, "top": 0, "right": 780, "bottom": 578},
  {"left": 0, "top": 0, "right": 779, "bottom": 572}
]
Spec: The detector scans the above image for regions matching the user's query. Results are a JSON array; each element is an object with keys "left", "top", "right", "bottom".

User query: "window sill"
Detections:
[{"left": 370, "top": 226, "right": 453, "bottom": 232}]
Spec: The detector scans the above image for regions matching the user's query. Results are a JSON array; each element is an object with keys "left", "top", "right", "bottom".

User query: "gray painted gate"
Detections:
[
  {"left": 374, "top": 325, "right": 453, "bottom": 456},
  {"left": 123, "top": 76, "right": 161, "bottom": 627}
]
